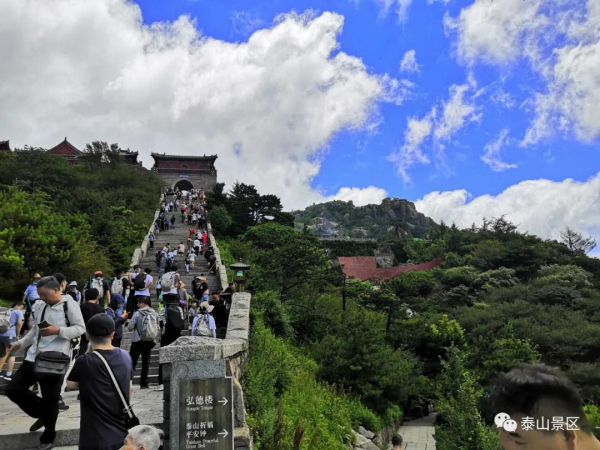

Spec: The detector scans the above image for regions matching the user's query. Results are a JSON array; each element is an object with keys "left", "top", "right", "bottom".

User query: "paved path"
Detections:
[
  {"left": 390, "top": 415, "right": 436, "bottom": 450},
  {"left": 0, "top": 385, "right": 163, "bottom": 449}
]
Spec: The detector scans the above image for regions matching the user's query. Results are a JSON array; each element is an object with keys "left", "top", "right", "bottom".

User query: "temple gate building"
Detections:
[{"left": 151, "top": 152, "right": 218, "bottom": 192}]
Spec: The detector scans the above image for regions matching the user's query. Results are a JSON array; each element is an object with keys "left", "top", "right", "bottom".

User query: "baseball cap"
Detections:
[
  {"left": 86, "top": 313, "right": 115, "bottom": 338},
  {"left": 68, "top": 281, "right": 77, "bottom": 287},
  {"left": 94, "top": 270, "right": 103, "bottom": 276},
  {"left": 200, "top": 301, "right": 214, "bottom": 313}
]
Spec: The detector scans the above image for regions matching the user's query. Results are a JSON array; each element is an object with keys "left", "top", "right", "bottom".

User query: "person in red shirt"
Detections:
[{"left": 189, "top": 226, "right": 195, "bottom": 239}]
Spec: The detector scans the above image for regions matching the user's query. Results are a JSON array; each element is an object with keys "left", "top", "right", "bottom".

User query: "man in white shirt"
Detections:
[{"left": 7, "top": 276, "right": 85, "bottom": 449}]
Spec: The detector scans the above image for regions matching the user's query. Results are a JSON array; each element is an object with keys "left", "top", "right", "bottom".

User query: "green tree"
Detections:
[
  {"left": 435, "top": 346, "right": 502, "bottom": 450},
  {"left": 0, "top": 186, "right": 110, "bottom": 298},
  {"left": 314, "top": 308, "right": 424, "bottom": 413},
  {"left": 206, "top": 182, "right": 228, "bottom": 209},
  {"left": 209, "top": 204, "right": 232, "bottom": 235},
  {"left": 560, "top": 226, "right": 597, "bottom": 255}
]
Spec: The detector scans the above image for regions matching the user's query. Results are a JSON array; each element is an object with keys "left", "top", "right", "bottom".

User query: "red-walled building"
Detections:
[
  {"left": 151, "top": 152, "right": 218, "bottom": 192},
  {"left": 46, "top": 137, "right": 82, "bottom": 164}
]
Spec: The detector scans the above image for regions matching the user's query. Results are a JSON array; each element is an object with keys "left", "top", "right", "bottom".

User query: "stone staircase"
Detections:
[{"left": 0, "top": 201, "right": 221, "bottom": 393}]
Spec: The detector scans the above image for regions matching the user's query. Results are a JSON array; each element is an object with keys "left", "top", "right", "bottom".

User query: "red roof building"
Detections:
[
  {"left": 338, "top": 256, "right": 444, "bottom": 281},
  {"left": 47, "top": 137, "right": 82, "bottom": 163}
]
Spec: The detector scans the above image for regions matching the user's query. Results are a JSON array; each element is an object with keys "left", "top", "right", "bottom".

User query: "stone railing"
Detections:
[
  {"left": 130, "top": 194, "right": 164, "bottom": 269},
  {"left": 206, "top": 221, "right": 228, "bottom": 292}
]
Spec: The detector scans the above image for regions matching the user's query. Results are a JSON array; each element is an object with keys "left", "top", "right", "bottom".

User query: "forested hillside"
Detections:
[
  {"left": 210, "top": 182, "right": 600, "bottom": 450},
  {"left": 0, "top": 144, "right": 161, "bottom": 301}
]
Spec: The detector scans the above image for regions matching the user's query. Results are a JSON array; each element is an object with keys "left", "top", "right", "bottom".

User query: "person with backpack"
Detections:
[
  {"left": 170, "top": 215, "right": 176, "bottom": 229},
  {"left": 106, "top": 294, "right": 128, "bottom": 348},
  {"left": 6, "top": 276, "right": 85, "bottom": 450},
  {"left": 131, "top": 268, "right": 153, "bottom": 310},
  {"left": 191, "top": 302, "right": 216, "bottom": 338},
  {"left": 128, "top": 297, "right": 159, "bottom": 389},
  {"left": 66, "top": 313, "right": 134, "bottom": 450},
  {"left": 111, "top": 268, "right": 131, "bottom": 305},
  {"left": 85, "top": 271, "right": 111, "bottom": 308},
  {"left": 155, "top": 290, "right": 184, "bottom": 391},
  {"left": 0, "top": 300, "right": 25, "bottom": 381}
]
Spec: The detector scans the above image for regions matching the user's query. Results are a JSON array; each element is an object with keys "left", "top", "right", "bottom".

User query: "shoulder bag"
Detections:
[
  {"left": 33, "top": 304, "right": 71, "bottom": 378},
  {"left": 93, "top": 350, "right": 140, "bottom": 428}
]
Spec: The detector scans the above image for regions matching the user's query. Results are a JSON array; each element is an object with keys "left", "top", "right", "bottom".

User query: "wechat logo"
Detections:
[{"left": 495, "top": 413, "right": 518, "bottom": 433}]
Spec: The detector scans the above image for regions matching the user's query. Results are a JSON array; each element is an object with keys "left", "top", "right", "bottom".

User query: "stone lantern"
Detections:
[{"left": 230, "top": 259, "right": 251, "bottom": 292}]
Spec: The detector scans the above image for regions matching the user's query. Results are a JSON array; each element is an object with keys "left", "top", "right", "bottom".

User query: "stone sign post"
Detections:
[{"left": 179, "top": 378, "right": 234, "bottom": 450}]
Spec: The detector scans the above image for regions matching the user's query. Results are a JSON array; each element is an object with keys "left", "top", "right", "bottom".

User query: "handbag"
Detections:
[
  {"left": 93, "top": 351, "right": 140, "bottom": 428},
  {"left": 33, "top": 305, "right": 71, "bottom": 378}
]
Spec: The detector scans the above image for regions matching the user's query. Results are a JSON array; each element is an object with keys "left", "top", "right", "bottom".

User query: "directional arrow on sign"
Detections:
[
  {"left": 217, "top": 397, "right": 228, "bottom": 406},
  {"left": 218, "top": 429, "right": 229, "bottom": 438}
]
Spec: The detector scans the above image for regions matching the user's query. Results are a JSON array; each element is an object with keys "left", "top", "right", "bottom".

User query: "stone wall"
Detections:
[
  {"left": 156, "top": 172, "right": 217, "bottom": 192},
  {"left": 207, "top": 222, "right": 228, "bottom": 291}
]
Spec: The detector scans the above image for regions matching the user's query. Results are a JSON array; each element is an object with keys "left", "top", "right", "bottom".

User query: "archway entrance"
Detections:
[{"left": 174, "top": 179, "right": 194, "bottom": 192}]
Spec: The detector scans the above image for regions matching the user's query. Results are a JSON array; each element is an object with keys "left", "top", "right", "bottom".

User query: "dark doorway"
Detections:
[{"left": 174, "top": 179, "right": 194, "bottom": 191}]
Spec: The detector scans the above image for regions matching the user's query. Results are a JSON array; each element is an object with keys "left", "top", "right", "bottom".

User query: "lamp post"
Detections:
[{"left": 230, "top": 259, "right": 251, "bottom": 293}]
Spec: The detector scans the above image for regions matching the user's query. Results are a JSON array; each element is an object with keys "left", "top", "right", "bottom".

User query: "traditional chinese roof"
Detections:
[
  {"left": 0, "top": 140, "right": 11, "bottom": 152},
  {"left": 151, "top": 152, "right": 217, "bottom": 162},
  {"left": 119, "top": 149, "right": 139, "bottom": 157},
  {"left": 338, "top": 256, "right": 444, "bottom": 281},
  {"left": 47, "top": 137, "right": 82, "bottom": 156}
]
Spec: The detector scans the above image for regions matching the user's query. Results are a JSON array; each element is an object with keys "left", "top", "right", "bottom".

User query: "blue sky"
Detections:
[
  {"left": 132, "top": 0, "right": 599, "bottom": 203},
  {"left": 1, "top": 0, "right": 599, "bottom": 245}
]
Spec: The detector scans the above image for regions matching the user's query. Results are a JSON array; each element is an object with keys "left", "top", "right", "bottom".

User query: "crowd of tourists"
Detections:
[{"left": 0, "top": 188, "right": 232, "bottom": 450}]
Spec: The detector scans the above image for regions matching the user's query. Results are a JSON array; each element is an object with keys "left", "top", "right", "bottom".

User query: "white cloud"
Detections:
[
  {"left": 415, "top": 173, "right": 600, "bottom": 244},
  {"left": 445, "top": 0, "right": 600, "bottom": 144},
  {"left": 375, "top": 0, "right": 413, "bottom": 22},
  {"left": 0, "top": 1, "right": 403, "bottom": 210},
  {"left": 388, "top": 81, "right": 480, "bottom": 181},
  {"left": 326, "top": 186, "right": 389, "bottom": 206},
  {"left": 399, "top": 50, "right": 420, "bottom": 73},
  {"left": 481, "top": 129, "right": 517, "bottom": 172},
  {"left": 387, "top": 114, "right": 433, "bottom": 182},
  {"left": 231, "top": 11, "right": 264, "bottom": 37}
]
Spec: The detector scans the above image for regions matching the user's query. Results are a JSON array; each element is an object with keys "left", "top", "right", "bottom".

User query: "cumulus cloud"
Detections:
[
  {"left": 399, "top": 50, "right": 420, "bottom": 73},
  {"left": 415, "top": 173, "right": 600, "bottom": 244},
  {"left": 481, "top": 129, "right": 517, "bottom": 172},
  {"left": 0, "top": 0, "right": 405, "bottom": 210},
  {"left": 388, "top": 81, "right": 480, "bottom": 181},
  {"left": 445, "top": 0, "right": 600, "bottom": 144},
  {"left": 326, "top": 186, "right": 389, "bottom": 206}
]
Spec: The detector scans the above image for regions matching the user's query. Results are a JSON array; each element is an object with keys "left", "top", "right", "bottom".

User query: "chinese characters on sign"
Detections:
[
  {"left": 495, "top": 412, "right": 579, "bottom": 433},
  {"left": 179, "top": 378, "right": 234, "bottom": 450}
]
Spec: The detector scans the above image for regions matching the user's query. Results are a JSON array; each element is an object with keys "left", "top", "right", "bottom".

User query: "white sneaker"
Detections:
[{"left": 153, "top": 384, "right": 164, "bottom": 391}]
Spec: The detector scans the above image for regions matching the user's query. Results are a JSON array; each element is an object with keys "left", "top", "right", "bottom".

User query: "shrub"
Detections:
[
  {"left": 536, "top": 264, "right": 592, "bottom": 289},
  {"left": 473, "top": 267, "right": 519, "bottom": 291},
  {"left": 531, "top": 285, "right": 580, "bottom": 307},
  {"left": 439, "top": 266, "right": 479, "bottom": 288}
]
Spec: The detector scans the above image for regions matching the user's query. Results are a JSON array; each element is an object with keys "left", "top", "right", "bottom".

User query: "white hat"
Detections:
[
  {"left": 68, "top": 281, "right": 77, "bottom": 286},
  {"left": 200, "top": 301, "right": 214, "bottom": 313}
]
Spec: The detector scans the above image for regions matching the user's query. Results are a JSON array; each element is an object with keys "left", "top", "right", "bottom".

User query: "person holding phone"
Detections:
[{"left": 6, "top": 276, "right": 85, "bottom": 450}]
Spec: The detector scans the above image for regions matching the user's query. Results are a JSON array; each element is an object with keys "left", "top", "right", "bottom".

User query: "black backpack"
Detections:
[
  {"left": 166, "top": 305, "right": 184, "bottom": 332},
  {"left": 133, "top": 273, "right": 147, "bottom": 291}
]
